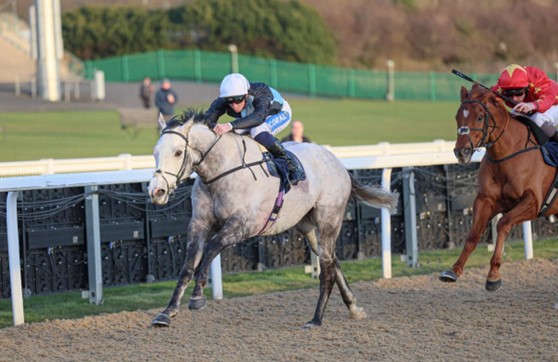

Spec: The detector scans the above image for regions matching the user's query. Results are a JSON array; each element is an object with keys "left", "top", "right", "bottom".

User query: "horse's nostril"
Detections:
[
  {"left": 155, "top": 189, "right": 166, "bottom": 197},
  {"left": 463, "top": 148, "right": 472, "bottom": 156}
]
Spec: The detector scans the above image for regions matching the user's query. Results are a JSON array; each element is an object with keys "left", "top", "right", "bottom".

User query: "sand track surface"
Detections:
[{"left": 1, "top": 258, "right": 557, "bottom": 361}]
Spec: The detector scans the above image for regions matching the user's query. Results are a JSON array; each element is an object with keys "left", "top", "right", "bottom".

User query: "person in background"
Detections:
[
  {"left": 204, "top": 73, "right": 305, "bottom": 185},
  {"left": 139, "top": 76, "right": 154, "bottom": 109},
  {"left": 155, "top": 78, "right": 178, "bottom": 122},
  {"left": 492, "top": 64, "right": 558, "bottom": 141},
  {"left": 280, "top": 120, "right": 311, "bottom": 143}
]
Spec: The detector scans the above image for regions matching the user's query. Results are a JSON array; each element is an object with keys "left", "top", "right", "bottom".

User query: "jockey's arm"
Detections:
[
  {"left": 230, "top": 88, "right": 273, "bottom": 130},
  {"left": 204, "top": 98, "right": 227, "bottom": 125}
]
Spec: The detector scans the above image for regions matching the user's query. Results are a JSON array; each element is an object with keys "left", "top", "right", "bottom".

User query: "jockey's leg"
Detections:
[
  {"left": 250, "top": 100, "right": 305, "bottom": 185},
  {"left": 530, "top": 108, "right": 558, "bottom": 141},
  {"left": 255, "top": 131, "right": 305, "bottom": 185}
]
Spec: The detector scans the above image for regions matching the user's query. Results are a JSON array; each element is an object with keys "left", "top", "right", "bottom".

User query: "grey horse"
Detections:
[{"left": 148, "top": 109, "right": 399, "bottom": 328}]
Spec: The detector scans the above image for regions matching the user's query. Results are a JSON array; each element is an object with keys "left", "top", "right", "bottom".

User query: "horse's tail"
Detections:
[{"left": 349, "top": 172, "right": 399, "bottom": 212}]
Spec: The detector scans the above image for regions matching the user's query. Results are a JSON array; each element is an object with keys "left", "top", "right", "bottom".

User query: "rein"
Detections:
[
  {"left": 204, "top": 139, "right": 269, "bottom": 185},
  {"left": 156, "top": 129, "right": 268, "bottom": 187}
]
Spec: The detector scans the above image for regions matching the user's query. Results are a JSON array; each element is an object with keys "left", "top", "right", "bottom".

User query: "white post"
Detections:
[
  {"left": 7, "top": 191, "right": 24, "bottom": 326},
  {"left": 386, "top": 60, "right": 395, "bottom": 102},
  {"left": 522, "top": 221, "right": 533, "bottom": 259},
  {"left": 228, "top": 44, "right": 238, "bottom": 73},
  {"left": 381, "top": 168, "right": 393, "bottom": 279},
  {"left": 34, "top": 0, "right": 61, "bottom": 101},
  {"left": 210, "top": 255, "right": 223, "bottom": 300}
]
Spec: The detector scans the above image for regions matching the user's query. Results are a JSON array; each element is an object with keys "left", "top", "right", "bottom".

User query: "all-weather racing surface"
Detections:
[{"left": 1, "top": 258, "right": 557, "bottom": 361}]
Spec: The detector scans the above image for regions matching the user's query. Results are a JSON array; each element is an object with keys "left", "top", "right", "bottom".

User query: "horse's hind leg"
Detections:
[
  {"left": 487, "top": 194, "right": 538, "bottom": 291},
  {"left": 335, "top": 262, "right": 366, "bottom": 320},
  {"left": 303, "top": 214, "right": 348, "bottom": 328},
  {"left": 304, "top": 228, "right": 365, "bottom": 322},
  {"left": 304, "top": 248, "right": 336, "bottom": 329}
]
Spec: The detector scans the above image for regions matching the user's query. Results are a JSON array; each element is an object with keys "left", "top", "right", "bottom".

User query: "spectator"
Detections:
[
  {"left": 155, "top": 78, "right": 179, "bottom": 122},
  {"left": 281, "top": 120, "right": 311, "bottom": 143},
  {"left": 139, "top": 76, "right": 155, "bottom": 109}
]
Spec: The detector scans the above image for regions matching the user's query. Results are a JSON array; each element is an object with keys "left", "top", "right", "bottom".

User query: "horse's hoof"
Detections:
[
  {"left": 485, "top": 279, "right": 502, "bottom": 292},
  {"left": 188, "top": 297, "right": 207, "bottom": 311},
  {"left": 302, "top": 320, "right": 321, "bottom": 329},
  {"left": 439, "top": 269, "right": 458, "bottom": 283},
  {"left": 152, "top": 313, "right": 171, "bottom": 327}
]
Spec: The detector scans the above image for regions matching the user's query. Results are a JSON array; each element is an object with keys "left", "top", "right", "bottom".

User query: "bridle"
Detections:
[
  {"left": 153, "top": 128, "right": 222, "bottom": 191},
  {"left": 457, "top": 99, "right": 503, "bottom": 150},
  {"left": 457, "top": 98, "right": 539, "bottom": 163}
]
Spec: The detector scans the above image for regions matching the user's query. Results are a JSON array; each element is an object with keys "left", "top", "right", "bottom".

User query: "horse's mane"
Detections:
[{"left": 166, "top": 108, "right": 213, "bottom": 129}]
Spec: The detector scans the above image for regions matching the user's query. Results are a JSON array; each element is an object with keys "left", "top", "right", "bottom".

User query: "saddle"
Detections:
[{"left": 263, "top": 150, "right": 306, "bottom": 193}]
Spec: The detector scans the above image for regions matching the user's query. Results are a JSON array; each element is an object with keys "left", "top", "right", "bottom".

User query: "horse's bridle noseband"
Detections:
[
  {"left": 458, "top": 99, "right": 498, "bottom": 150},
  {"left": 154, "top": 128, "right": 221, "bottom": 191}
]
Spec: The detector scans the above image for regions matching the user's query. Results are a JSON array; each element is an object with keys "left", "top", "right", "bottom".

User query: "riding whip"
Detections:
[{"left": 451, "top": 69, "right": 517, "bottom": 106}]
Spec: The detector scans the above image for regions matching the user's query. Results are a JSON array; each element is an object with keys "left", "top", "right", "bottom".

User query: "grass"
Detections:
[
  {"left": 1, "top": 238, "right": 556, "bottom": 329},
  {"left": 0, "top": 99, "right": 458, "bottom": 162}
]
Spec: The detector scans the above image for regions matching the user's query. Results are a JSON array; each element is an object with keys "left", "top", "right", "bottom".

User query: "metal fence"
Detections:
[
  {"left": 84, "top": 49, "right": 502, "bottom": 101},
  {"left": 2, "top": 163, "right": 556, "bottom": 299}
]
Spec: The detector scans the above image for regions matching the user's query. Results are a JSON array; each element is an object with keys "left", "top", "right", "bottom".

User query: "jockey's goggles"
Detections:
[
  {"left": 224, "top": 95, "right": 245, "bottom": 104},
  {"left": 502, "top": 87, "right": 527, "bottom": 97}
]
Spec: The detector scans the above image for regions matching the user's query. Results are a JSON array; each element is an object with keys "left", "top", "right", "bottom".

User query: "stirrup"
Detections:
[{"left": 288, "top": 166, "right": 305, "bottom": 185}]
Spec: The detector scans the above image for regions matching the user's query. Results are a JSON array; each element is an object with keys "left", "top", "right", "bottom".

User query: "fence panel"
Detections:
[{"left": 85, "top": 50, "right": 506, "bottom": 101}]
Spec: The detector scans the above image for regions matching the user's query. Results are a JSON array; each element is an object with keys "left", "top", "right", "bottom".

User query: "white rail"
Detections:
[{"left": 0, "top": 141, "right": 456, "bottom": 177}]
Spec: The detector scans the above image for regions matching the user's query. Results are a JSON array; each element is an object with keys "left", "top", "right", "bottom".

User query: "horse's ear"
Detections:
[
  {"left": 460, "top": 86, "right": 469, "bottom": 101},
  {"left": 157, "top": 113, "right": 166, "bottom": 133},
  {"left": 177, "top": 118, "right": 195, "bottom": 134}
]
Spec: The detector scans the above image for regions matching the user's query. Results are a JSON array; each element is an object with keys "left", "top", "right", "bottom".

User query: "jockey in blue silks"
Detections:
[{"left": 205, "top": 73, "right": 305, "bottom": 185}]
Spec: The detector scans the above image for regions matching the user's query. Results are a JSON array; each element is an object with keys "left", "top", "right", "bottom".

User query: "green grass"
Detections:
[
  {"left": 0, "top": 99, "right": 458, "bottom": 162},
  {"left": 1, "top": 239, "right": 556, "bottom": 328}
]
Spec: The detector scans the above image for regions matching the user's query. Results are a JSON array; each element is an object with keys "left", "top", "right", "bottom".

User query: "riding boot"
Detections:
[{"left": 267, "top": 140, "right": 306, "bottom": 185}]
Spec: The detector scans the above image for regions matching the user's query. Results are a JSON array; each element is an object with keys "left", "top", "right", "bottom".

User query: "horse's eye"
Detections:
[
  {"left": 175, "top": 150, "right": 183, "bottom": 157},
  {"left": 477, "top": 114, "right": 484, "bottom": 122}
]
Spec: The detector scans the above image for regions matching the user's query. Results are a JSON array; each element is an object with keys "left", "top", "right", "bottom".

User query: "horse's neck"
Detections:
[
  {"left": 191, "top": 129, "right": 261, "bottom": 181},
  {"left": 487, "top": 112, "right": 532, "bottom": 158}
]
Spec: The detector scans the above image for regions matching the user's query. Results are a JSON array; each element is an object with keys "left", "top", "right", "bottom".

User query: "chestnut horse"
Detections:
[{"left": 439, "top": 84, "right": 558, "bottom": 290}]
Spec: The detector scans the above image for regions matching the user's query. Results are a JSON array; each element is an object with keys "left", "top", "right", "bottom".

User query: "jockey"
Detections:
[
  {"left": 492, "top": 64, "right": 558, "bottom": 142},
  {"left": 204, "top": 73, "right": 305, "bottom": 185}
]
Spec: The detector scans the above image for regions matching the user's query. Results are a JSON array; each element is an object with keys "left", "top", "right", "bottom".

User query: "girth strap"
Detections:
[
  {"left": 538, "top": 169, "right": 558, "bottom": 216},
  {"left": 256, "top": 190, "right": 285, "bottom": 236}
]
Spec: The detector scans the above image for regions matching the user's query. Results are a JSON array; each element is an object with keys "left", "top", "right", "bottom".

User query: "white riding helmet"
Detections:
[{"left": 219, "top": 73, "right": 250, "bottom": 98}]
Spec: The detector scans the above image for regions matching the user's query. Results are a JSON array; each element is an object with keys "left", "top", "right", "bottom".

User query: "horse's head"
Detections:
[
  {"left": 453, "top": 84, "right": 506, "bottom": 164},
  {"left": 148, "top": 109, "right": 211, "bottom": 205}
]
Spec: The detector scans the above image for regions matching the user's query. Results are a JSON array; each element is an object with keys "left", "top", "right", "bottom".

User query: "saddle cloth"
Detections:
[
  {"left": 264, "top": 150, "right": 306, "bottom": 193},
  {"left": 541, "top": 141, "right": 558, "bottom": 167}
]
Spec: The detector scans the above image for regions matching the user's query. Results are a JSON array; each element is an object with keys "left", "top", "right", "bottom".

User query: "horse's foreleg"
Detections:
[
  {"left": 152, "top": 222, "right": 209, "bottom": 327},
  {"left": 188, "top": 216, "right": 247, "bottom": 310},
  {"left": 487, "top": 193, "right": 538, "bottom": 291},
  {"left": 440, "top": 196, "right": 495, "bottom": 283}
]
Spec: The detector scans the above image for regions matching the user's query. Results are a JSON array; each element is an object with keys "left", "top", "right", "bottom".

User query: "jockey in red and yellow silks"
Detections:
[{"left": 492, "top": 64, "right": 558, "bottom": 141}]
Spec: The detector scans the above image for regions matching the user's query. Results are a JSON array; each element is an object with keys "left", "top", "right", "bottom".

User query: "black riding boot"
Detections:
[{"left": 267, "top": 140, "right": 306, "bottom": 185}]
